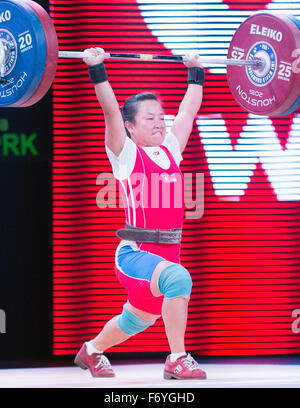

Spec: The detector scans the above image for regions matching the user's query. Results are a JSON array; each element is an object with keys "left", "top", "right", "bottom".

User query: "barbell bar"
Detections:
[
  {"left": 0, "top": 46, "right": 264, "bottom": 77},
  {"left": 0, "top": 0, "right": 299, "bottom": 116},
  {"left": 58, "top": 50, "right": 264, "bottom": 68}
]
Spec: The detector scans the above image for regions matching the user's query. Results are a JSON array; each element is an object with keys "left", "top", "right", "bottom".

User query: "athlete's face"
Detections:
[{"left": 125, "top": 99, "right": 166, "bottom": 146}]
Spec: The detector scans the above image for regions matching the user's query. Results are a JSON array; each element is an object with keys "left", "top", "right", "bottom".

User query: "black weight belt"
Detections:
[{"left": 116, "top": 223, "right": 182, "bottom": 244}]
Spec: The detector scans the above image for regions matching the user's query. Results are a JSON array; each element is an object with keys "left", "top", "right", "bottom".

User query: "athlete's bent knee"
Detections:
[
  {"left": 158, "top": 263, "right": 192, "bottom": 299},
  {"left": 117, "top": 304, "right": 156, "bottom": 336}
]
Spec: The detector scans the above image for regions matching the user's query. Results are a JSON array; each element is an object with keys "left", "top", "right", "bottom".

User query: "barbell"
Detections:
[{"left": 0, "top": 0, "right": 299, "bottom": 116}]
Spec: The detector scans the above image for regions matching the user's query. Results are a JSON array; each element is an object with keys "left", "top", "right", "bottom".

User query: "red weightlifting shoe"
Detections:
[
  {"left": 163, "top": 353, "right": 207, "bottom": 380},
  {"left": 74, "top": 342, "right": 115, "bottom": 377}
]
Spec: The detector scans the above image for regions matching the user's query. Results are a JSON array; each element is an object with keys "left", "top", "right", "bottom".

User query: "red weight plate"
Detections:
[
  {"left": 18, "top": 0, "right": 58, "bottom": 107},
  {"left": 227, "top": 13, "right": 300, "bottom": 116}
]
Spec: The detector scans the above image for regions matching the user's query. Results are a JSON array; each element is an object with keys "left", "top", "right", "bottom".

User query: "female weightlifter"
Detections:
[{"left": 74, "top": 47, "right": 207, "bottom": 380}]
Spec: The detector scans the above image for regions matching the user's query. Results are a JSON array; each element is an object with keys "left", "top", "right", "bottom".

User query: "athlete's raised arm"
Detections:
[
  {"left": 83, "top": 48, "right": 127, "bottom": 156},
  {"left": 170, "top": 53, "right": 204, "bottom": 153}
]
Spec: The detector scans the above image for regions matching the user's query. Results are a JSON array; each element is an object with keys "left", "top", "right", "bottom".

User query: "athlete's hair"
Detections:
[{"left": 120, "top": 92, "right": 160, "bottom": 138}]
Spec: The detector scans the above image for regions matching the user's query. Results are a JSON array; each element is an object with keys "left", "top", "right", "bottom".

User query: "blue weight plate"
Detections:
[{"left": 0, "top": 0, "right": 47, "bottom": 107}]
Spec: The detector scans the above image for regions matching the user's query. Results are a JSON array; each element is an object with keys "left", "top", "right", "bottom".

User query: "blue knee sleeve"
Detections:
[
  {"left": 158, "top": 264, "right": 192, "bottom": 299},
  {"left": 117, "top": 304, "right": 155, "bottom": 336}
]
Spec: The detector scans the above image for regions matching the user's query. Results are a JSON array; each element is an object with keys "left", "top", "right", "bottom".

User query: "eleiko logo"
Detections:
[{"left": 0, "top": 10, "right": 11, "bottom": 24}]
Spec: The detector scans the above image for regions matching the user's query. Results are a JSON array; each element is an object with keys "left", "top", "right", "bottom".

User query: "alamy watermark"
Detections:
[
  {"left": 0, "top": 309, "right": 6, "bottom": 334},
  {"left": 291, "top": 309, "right": 300, "bottom": 334},
  {"left": 95, "top": 171, "right": 205, "bottom": 220}
]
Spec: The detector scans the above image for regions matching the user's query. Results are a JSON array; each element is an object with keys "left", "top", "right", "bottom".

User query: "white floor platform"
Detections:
[{"left": 0, "top": 360, "right": 300, "bottom": 388}]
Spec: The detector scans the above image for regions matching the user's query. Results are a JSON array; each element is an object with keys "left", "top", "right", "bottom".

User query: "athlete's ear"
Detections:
[{"left": 125, "top": 120, "right": 134, "bottom": 135}]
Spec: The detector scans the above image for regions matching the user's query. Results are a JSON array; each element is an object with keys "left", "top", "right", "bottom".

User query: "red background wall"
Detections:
[{"left": 51, "top": 0, "right": 300, "bottom": 356}]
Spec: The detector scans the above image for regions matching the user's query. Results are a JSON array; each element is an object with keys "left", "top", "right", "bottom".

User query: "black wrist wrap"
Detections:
[
  {"left": 88, "top": 62, "right": 107, "bottom": 84},
  {"left": 187, "top": 67, "right": 205, "bottom": 86}
]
